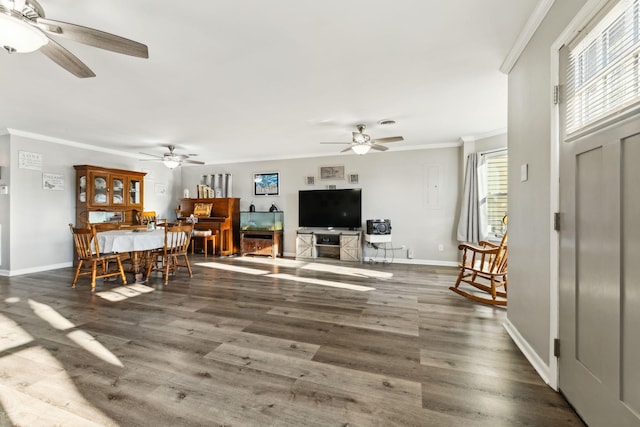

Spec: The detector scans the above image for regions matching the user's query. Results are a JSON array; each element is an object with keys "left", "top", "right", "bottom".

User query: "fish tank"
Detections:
[{"left": 240, "top": 211, "right": 283, "bottom": 231}]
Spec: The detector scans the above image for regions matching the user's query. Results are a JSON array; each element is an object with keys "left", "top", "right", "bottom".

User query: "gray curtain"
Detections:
[{"left": 456, "top": 153, "right": 488, "bottom": 242}]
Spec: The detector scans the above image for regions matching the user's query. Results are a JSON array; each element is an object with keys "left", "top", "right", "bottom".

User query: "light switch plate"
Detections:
[
  {"left": 521, "top": 163, "right": 528, "bottom": 182},
  {"left": 0, "top": 185, "right": 8, "bottom": 195}
]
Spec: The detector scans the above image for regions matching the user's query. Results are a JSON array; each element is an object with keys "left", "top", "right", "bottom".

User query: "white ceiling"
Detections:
[{"left": 0, "top": 0, "right": 539, "bottom": 165}]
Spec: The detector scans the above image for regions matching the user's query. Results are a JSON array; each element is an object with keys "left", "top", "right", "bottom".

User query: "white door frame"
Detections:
[{"left": 548, "top": 0, "right": 611, "bottom": 391}]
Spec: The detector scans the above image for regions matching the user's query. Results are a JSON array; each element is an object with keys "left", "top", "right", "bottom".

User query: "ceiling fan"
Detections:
[
  {"left": 321, "top": 124, "right": 404, "bottom": 155},
  {"left": 140, "top": 145, "right": 205, "bottom": 169},
  {"left": 0, "top": 0, "right": 148, "bottom": 78}
]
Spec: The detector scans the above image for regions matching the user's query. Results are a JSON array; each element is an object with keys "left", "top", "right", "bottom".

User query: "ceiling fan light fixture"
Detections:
[
  {"left": 353, "top": 133, "right": 366, "bottom": 143},
  {"left": 162, "top": 158, "right": 181, "bottom": 169},
  {"left": 352, "top": 144, "right": 371, "bottom": 155},
  {"left": 0, "top": 12, "right": 48, "bottom": 53}
]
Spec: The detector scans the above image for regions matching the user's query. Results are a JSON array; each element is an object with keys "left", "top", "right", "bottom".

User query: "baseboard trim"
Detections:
[
  {"left": 503, "top": 318, "right": 551, "bottom": 386},
  {"left": 0, "top": 262, "right": 72, "bottom": 277}
]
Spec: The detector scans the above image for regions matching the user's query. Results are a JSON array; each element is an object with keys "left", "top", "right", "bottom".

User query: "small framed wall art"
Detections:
[
  {"left": 319, "top": 165, "right": 345, "bottom": 181},
  {"left": 254, "top": 172, "right": 280, "bottom": 196}
]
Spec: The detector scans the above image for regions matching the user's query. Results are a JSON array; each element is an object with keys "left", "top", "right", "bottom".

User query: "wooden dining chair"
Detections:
[
  {"left": 91, "top": 223, "right": 134, "bottom": 270},
  {"left": 449, "top": 216, "right": 508, "bottom": 306},
  {"left": 145, "top": 222, "right": 194, "bottom": 284},
  {"left": 139, "top": 211, "right": 157, "bottom": 226},
  {"left": 91, "top": 222, "right": 121, "bottom": 232},
  {"left": 69, "top": 224, "right": 128, "bottom": 291}
]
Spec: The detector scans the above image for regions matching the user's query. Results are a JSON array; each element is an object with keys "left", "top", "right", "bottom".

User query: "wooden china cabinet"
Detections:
[{"left": 74, "top": 165, "right": 146, "bottom": 228}]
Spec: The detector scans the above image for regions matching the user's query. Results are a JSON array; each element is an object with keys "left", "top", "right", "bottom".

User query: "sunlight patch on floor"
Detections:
[
  {"left": 28, "top": 299, "right": 75, "bottom": 330},
  {"left": 235, "top": 257, "right": 306, "bottom": 268},
  {"left": 0, "top": 305, "right": 120, "bottom": 425},
  {"left": 300, "top": 262, "right": 394, "bottom": 279},
  {"left": 0, "top": 347, "right": 119, "bottom": 426},
  {"left": 196, "top": 262, "right": 269, "bottom": 275},
  {"left": 95, "top": 284, "right": 154, "bottom": 302},
  {"left": 0, "top": 313, "right": 34, "bottom": 353},
  {"left": 67, "top": 330, "right": 124, "bottom": 367},
  {"left": 219, "top": 257, "right": 394, "bottom": 279},
  {"left": 267, "top": 273, "right": 376, "bottom": 292},
  {"left": 27, "top": 298, "right": 125, "bottom": 367}
]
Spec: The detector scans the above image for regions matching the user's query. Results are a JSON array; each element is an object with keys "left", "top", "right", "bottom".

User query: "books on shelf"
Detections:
[{"left": 196, "top": 184, "right": 215, "bottom": 198}]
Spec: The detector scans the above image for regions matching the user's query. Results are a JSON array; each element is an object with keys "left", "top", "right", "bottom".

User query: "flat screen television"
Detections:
[{"left": 298, "top": 189, "right": 362, "bottom": 229}]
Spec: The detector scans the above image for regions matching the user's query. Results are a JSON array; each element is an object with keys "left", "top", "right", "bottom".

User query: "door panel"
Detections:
[
  {"left": 575, "top": 146, "right": 620, "bottom": 388},
  {"left": 559, "top": 124, "right": 640, "bottom": 426},
  {"left": 622, "top": 136, "right": 640, "bottom": 416}
]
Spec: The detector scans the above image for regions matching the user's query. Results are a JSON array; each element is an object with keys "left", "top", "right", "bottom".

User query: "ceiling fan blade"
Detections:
[
  {"left": 373, "top": 136, "right": 404, "bottom": 144},
  {"left": 183, "top": 159, "right": 205, "bottom": 165},
  {"left": 340, "top": 146, "right": 354, "bottom": 153},
  {"left": 39, "top": 39, "right": 95, "bottom": 78},
  {"left": 371, "top": 144, "right": 389, "bottom": 151},
  {"left": 139, "top": 152, "right": 163, "bottom": 159},
  {"left": 36, "top": 18, "right": 149, "bottom": 58},
  {"left": 320, "top": 142, "right": 351, "bottom": 145}
]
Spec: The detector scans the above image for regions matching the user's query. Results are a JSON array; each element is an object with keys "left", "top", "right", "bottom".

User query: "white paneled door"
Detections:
[{"left": 559, "top": 48, "right": 640, "bottom": 427}]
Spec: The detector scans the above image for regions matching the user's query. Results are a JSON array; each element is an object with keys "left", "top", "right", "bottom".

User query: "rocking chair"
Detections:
[{"left": 449, "top": 217, "right": 508, "bottom": 306}]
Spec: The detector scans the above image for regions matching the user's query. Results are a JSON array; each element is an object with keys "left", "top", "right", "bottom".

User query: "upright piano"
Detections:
[{"left": 179, "top": 197, "right": 240, "bottom": 256}]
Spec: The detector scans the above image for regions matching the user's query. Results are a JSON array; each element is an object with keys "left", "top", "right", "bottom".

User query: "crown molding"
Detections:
[
  {"left": 6, "top": 128, "right": 141, "bottom": 159},
  {"left": 500, "top": 0, "right": 555, "bottom": 74}
]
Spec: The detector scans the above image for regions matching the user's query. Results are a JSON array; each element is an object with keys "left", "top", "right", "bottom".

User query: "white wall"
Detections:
[
  {"left": 180, "top": 147, "right": 462, "bottom": 263},
  {"left": 0, "top": 132, "right": 463, "bottom": 273},
  {"left": 3, "top": 133, "right": 179, "bottom": 275},
  {"left": 507, "top": 0, "right": 586, "bottom": 367},
  {"left": 0, "top": 134, "right": 10, "bottom": 270}
]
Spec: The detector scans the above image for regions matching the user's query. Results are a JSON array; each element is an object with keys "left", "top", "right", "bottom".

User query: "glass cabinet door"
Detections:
[
  {"left": 129, "top": 177, "right": 142, "bottom": 206},
  {"left": 78, "top": 175, "right": 87, "bottom": 203},
  {"left": 90, "top": 171, "right": 109, "bottom": 206},
  {"left": 111, "top": 175, "right": 125, "bottom": 205}
]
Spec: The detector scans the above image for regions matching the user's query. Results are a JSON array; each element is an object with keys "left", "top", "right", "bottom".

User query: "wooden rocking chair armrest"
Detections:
[
  {"left": 458, "top": 243, "right": 479, "bottom": 251},
  {"left": 478, "top": 240, "right": 500, "bottom": 249},
  {"left": 457, "top": 242, "right": 500, "bottom": 253},
  {"left": 458, "top": 244, "right": 502, "bottom": 257}
]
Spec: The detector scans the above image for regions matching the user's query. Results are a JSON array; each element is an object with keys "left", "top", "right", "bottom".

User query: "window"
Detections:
[
  {"left": 567, "top": 0, "right": 640, "bottom": 135},
  {"left": 485, "top": 150, "right": 508, "bottom": 238}
]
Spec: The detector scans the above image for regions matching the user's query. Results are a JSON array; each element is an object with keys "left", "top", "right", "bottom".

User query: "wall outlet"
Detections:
[
  {"left": 438, "top": 243, "right": 444, "bottom": 252},
  {"left": 407, "top": 249, "right": 413, "bottom": 259}
]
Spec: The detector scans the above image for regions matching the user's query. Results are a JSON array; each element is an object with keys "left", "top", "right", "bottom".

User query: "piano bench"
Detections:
[{"left": 191, "top": 231, "right": 216, "bottom": 257}]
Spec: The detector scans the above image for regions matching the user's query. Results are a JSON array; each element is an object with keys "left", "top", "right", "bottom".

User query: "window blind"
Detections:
[
  {"left": 566, "top": 0, "right": 640, "bottom": 135},
  {"left": 485, "top": 150, "right": 508, "bottom": 238}
]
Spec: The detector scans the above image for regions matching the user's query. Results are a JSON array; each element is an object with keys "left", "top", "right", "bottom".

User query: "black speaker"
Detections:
[{"left": 367, "top": 219, "right": 391, "bottom": 235}]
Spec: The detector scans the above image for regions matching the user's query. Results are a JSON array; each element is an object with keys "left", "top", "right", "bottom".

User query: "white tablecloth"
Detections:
[{"left": 96, "top": 229, "right": 165, "bottom": 253}]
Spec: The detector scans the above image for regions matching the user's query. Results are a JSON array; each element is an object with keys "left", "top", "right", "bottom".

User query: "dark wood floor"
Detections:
[{"left": 0, "top": 255, "right": 583, "bottom": 426}]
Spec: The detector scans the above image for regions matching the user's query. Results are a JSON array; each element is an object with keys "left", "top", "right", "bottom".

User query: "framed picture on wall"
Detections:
[
  {"left": 319, "top": 165, "right": 345, "bottom": 180},
  {"left": 254, "top": 172, "right": 279, "bottom": 196}
]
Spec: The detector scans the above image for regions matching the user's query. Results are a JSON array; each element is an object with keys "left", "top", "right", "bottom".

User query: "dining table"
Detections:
[{"left": 95, "top": 228, "right": 166, "bottom": 283}]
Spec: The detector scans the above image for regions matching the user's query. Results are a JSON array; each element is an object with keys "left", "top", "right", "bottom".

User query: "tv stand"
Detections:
[{"left": 296, "top": 228, "right": 361, "bottom": 262}]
